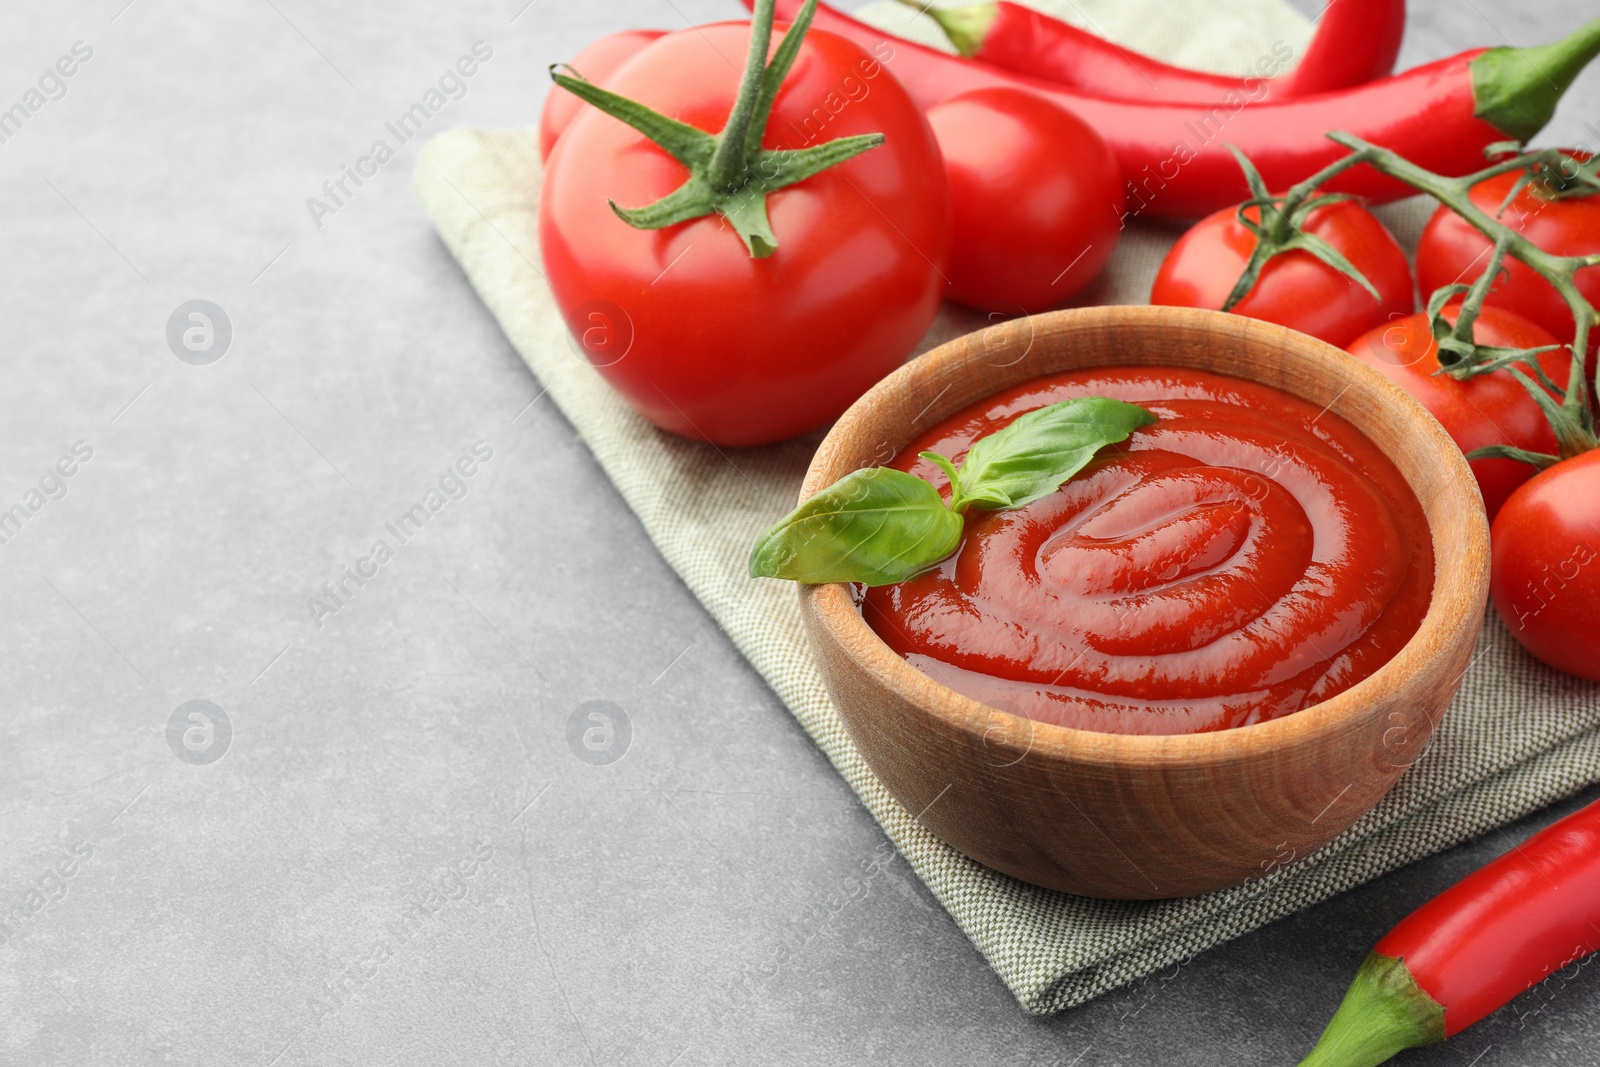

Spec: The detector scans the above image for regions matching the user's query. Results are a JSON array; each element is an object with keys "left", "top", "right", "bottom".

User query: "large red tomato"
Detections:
[
  {"left": 539, "top": 30, "right": 665, "bottom": 161},
  {"left": 1346, "top": 304, "right": 1568, "bottom": 519},
  {"left": 1151, "top": 198, "right": 1413, "bottom": 347},
  {"left": 1417, "top": 156, "right": 1600, "bottom": 352},
  {"left": 1491, "top": 449, "right": 1600, "bottom": 679},
  {"left": 925, "top": 87, "right": 1121, "bottom": 313},
  {"left": 540, "top": 22, "right": 951, "bottom": 447}
]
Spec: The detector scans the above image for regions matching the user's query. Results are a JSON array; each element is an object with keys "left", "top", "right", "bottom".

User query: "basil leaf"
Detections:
[
  {"left": 748, "top": 467, "right": 963, "bottom": 586},
  {"left": 748, "top": 396, "right": 1156, "bottom": 587},
  {"left": 949, "top": 397, "right": 1155, "bottom": 512}
]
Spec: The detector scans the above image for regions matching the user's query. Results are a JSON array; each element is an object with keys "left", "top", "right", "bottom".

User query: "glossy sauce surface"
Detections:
[{"left": 862, "top": 367, "right": 1434, "bottom": 735}]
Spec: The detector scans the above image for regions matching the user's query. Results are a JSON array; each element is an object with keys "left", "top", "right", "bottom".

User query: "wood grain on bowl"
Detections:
[{"left": 797, "top": 306, "right": 1490, "bottom": 899}]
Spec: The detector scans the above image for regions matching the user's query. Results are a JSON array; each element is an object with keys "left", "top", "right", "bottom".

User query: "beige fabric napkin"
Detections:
[{"left": 413, "top": 0, "right": 1600, "bottom": 1013}]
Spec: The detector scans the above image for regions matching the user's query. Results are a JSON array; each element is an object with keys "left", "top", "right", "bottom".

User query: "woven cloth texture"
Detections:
[{"left": 413, "top": 0, "right": 1600, "bottom": 1013}]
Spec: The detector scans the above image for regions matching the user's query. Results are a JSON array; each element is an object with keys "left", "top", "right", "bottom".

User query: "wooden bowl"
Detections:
[{"left": 797, "top": 306, "right": 1490, "bottom": 899}]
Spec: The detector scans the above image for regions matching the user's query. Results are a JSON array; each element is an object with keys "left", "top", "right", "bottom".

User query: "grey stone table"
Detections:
[{"left": 3, "top": 1, "right": 1599, "bottom": 1064}]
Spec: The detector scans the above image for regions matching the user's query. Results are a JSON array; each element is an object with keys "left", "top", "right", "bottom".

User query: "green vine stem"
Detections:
[
  {"left": 1247, "top": 135, "right": 1600, "bottom": 465},
  {"left": 1422, "top": 231, "right": 1564, "bottom": 401}
]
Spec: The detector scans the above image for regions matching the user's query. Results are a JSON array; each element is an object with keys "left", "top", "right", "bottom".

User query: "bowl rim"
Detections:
[{"left": 800, "top": 305, "right": 1490, "bottom": 767}]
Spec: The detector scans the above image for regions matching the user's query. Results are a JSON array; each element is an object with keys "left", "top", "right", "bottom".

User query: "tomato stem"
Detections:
[
  {"left": 1289, "top": 132, "right": 1600, "bottom": 462},
  {"left": 709, "top": 0, "right": 780, "bottom": 190},
  {"left": 1217, "top": 128, "right": 1600, "bottom": 462},
  {"left": 1422, "top": 235, "right": 1568, "bottom": 451},
  {"left": 1423, "top": 233, "right": 1566, "bottom": 411},
  {"left": 1438, "top": 234, "right": 1509, "bottom": 351},
  {"left": 547, "top": 0, "right": 886, "bottom": 258},
  {"left": 1218, "top": 147, "right": 1381, "bottom": 313}
]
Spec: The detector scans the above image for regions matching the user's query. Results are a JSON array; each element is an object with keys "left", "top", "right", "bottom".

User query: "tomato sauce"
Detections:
[{"left": 862, "top": 367, "right": 1434, "bottom": 735}]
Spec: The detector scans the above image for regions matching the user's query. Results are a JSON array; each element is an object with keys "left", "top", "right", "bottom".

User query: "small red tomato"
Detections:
[
  {"left": 925, "top": 87, "right": 1121, "bottom": 313},
  {"left": 1346, "top": 305, "right": 1568, "bottom": 519},
  {"left": 1417, "top": 154, "right": 1600, "bottom": 352},
  {"left": 1151, "top": 198, "right": 1413, "bottom": 347},
  {"left": 539, "top": 30, "right": 666, "bottom": 161},
  {"left": 1490, "top": 449, "right": 1600, "bottom": 680}
]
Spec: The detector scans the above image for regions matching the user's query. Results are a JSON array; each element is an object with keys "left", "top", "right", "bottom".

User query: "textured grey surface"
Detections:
[{"left": 2, "top": 1, "right": 1599, "bottom": 1065}]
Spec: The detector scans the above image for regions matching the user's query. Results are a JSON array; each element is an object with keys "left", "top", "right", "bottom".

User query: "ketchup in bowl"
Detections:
[{"left": 862, "top": 367, "right": 1434, "bottom": 736}]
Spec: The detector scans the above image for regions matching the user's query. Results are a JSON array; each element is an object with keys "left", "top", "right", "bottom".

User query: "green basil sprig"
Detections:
[{"left": 749, "top": 397, "right": 1155, "bottom": 586}]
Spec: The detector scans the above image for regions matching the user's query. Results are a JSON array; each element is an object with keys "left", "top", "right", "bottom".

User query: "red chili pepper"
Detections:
[
  {"left": 905, "top": 0, "right": 1404, "bottom": 103},
  {"left": 1278, "top": 0, "right": 1407, "bottom": 96},
  {"left": 765, "top": 0, "right": 1600, "bottom": 218},
  {"left": 1299, "top": 795, "right": 1600, "bottom": 1066}
]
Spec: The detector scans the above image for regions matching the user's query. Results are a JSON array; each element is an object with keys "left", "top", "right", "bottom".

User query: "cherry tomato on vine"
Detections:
[
  {"left": 540, "top": 17, "right": 951, "bottom": 446},
  {"left": 1346, "top": 304, "right": 1568, "bottom": 519},
  {"left": 1490, "top": 449, "right": 1600, "bottom": 680},
  {"left": 1417, "top": 153, "right": 1600, "bottom": 352},
  {"left": 540, "top": 30, "right": 666, "bottom": 161},
  {"left": 925, "top": 87, "right": 1121, "bottom": 313},
  {"left": 1151, "top": 197, "right": 1413, "bottom": 347}
]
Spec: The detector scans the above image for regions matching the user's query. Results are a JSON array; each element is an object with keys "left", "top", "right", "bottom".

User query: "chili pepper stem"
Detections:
[
  {"left": 895, "top": 0, "right": 995, "bottom": 58},
  {"left": 1299, "top": 953, "right": 1446, "bottom": 1067},
  {"left": 1473, "top": 17, "right": 1600, "bottom": 144}
]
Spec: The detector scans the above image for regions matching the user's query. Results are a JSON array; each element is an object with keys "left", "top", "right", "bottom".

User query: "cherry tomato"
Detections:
[
  {"left": 1151, "top": 198, "right": 1413, "bottom": 348},
  {"left": 1417, "top": 154, "right": 1600, "bottom": 353},
  {"left": 540, "top": 23, "right": 951, "bottom": 446},
  {"left": 1346, "top": 304, "right": 1568, "bottom": 519},
  {"left": 1490, "top": 449, "right": 1600, "bottom": 680},
  {"left": 925, "top": 87, "right": 1121, "bottom": 313},
  {"left": 539, "top": 30, "right": 665, "bottom": 161}
]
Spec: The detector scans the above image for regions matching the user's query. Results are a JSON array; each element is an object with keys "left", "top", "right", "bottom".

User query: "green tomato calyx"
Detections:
[{"left": 548, "top": 0, "right": 885, "bottom": 259}]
